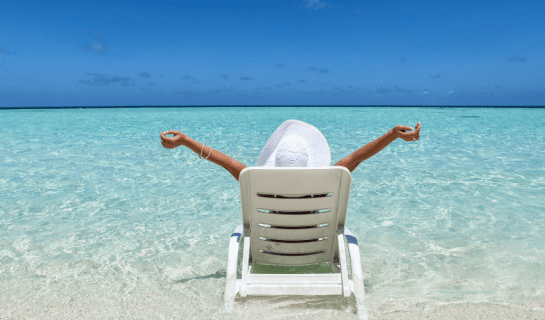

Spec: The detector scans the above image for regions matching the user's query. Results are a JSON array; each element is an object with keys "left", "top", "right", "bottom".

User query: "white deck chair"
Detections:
[{"left": 225, "top": 167, "right": 367, "bottom": 318}]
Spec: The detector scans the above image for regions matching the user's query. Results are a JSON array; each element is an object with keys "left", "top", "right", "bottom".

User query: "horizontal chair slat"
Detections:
[
  {"left": 255, "top": 227, "right": 332, "bottom": 240},
  {"left": 247, "top": 273, "right": 341, "bottom": 284},
  {"left": 252, "top": 251, "right": 331, "bottom": 265},
  {"left": 257, "top": 193, "right": 333, "bottom": 199},
  {"left": 254, "top": 238, "right": 333, "bottom": 256},
  {"left": 252, "top": 211, "right": 337, "bottom": 227},
  {"left": 247, "top": 284, "right": 343, "bottom": 295},
  {"left": 252, "top": 197, "right": 337, "bottom": 212}
]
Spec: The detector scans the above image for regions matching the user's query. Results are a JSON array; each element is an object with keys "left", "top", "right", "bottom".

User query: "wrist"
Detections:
[
  {"left": 179, "top": 133, "right": 189, "bottom": 147},
  {"left": 390, "top": 128, "right": 399, "bottom": 139}
]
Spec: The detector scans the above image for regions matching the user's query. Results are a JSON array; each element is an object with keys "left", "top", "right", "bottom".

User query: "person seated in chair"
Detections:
[{"left": 160, "top": 119, "right": 421, "bottom": 181}]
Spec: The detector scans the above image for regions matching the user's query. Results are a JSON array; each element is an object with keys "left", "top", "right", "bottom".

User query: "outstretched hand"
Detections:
[
  {"left": 160, "top": 130, "right": 186, "bottom": 149},
  {"left": 394, "top": 122, "right": 421, "bottom": 142}
]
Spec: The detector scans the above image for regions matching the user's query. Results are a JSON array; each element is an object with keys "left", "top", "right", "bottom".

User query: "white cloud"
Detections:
[
  {"left": 91, "top": 43, "right": 106, "bottom": 53},
  {"left": 83, "top": 29, "right": 107, "bottom": 54},
  {"left": 303, "top": 0, "right": 329, "bottom": 10}
]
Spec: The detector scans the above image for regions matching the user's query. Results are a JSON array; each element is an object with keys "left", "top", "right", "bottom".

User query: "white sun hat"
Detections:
[{"left": 258, "top": 120, "right": 331, "bottom": 167}]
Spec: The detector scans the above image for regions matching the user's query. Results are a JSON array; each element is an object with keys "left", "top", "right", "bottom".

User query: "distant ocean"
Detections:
[{"left": 1, "top": 106, "right": 544, "bottom": 319}]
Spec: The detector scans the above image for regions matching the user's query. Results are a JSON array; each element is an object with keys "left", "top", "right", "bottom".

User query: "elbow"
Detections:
[{"left": 334, "top": 163, "right": 356, "bottom": 173}]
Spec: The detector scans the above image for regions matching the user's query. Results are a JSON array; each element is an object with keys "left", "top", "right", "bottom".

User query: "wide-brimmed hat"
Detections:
[{"left": 258, "top": 120, "right": 331, "bottom": 167}]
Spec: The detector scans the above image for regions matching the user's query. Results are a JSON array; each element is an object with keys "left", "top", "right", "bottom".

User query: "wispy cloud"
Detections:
[
  {"left": 301, "top": 0, "right": 330, "bottom": 10},
  {"left": 79, "top": 73, "right": 132, "bottom": 86},
  {"left": 299, "top": 89, "right": 326, "bottom": 95},
  {"left": 506, "top": 55, "right": 527, "bottom": 62},
  {"left": 83, "top": 29, "right": 107, "bottom": 54},
  {"left": 219, "top": 74, "right": 229, "bottom": 79},
  {"left": 294, "top": 0, "right": 364, "bottom": 19},
  {"left": 139, "top": 72, "right": 151, "bottom": 78},
  {"left": 430, "top": 73, "right": 441, "bottom": 79},
  {"left": 375, "top": 88, "right": 390, "bottom": 93},
  {"left": 0, "top": 44, "right": 13, "bottom": 54},
  {"left": 181, "top": 74, "right": 198, "bottom": 83},
  {"left": 395, "top": 87, "right": 413, "bottom": 95},
  {"left": 309, "top": 66, "right": 330, "bottom": 74},
  {"left": 240, "top": 76, "right": 253, "bottom": 80}
]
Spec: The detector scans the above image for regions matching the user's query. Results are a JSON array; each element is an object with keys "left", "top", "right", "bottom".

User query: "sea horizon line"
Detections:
[{"left": 1, "top": 105, "right": 544, "bottom": 110}]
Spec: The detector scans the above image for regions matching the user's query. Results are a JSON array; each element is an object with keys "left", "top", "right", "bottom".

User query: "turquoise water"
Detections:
[{"left": 1, "top": 107, "right": 544, "bottom": 319}]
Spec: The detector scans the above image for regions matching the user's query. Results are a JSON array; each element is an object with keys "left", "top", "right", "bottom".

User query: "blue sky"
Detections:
[{"left": 0, "top": 0, "right": 543, "bottom": 107}]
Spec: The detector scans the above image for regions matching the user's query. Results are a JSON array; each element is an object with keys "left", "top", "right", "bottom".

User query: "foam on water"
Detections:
[{"left": 1, "top": 107, "right": 544, "bottom": 319}]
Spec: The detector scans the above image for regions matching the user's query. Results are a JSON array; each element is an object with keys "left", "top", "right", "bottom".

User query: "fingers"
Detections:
[
  {"left": 160, "top": 132, "right": 170, "bottom": 142},
  {"left": 398, "top": 122, "right": 421, "bottom": 132},
  {"left": 396, "top": 128, "right": 413, "bottom": 138},
  {"left": 397, "top": 122, "right": 421, "bottom": 140},
  {"left": 161, "top": 140, "right": 174, "bottom": 149},
  {"left": 401, "top": 135, "right": 418, "bottom": 142},
  {"left": 397, "top": 125, "right": 414, "bottom": 132},
  {"left": 161, "top": 131, "right": 175, "bottom": 141},
  {"left": 160, "top": 131, "right": 175, "bottom": 148},
  {"left": 413, "top": 122, "right": 421, "bottom": 138}
]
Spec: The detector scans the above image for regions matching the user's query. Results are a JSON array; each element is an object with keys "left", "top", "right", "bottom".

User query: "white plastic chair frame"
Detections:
[{"left": 224, "top": 167, "right": 366, "bottom": 317}]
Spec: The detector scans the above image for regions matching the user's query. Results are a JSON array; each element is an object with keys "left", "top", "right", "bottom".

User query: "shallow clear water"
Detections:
[{"left": 1, "top": 107, "right": 544, "bottom": 318}]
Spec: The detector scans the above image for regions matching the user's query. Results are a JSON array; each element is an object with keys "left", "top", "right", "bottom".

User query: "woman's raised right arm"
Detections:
[{"left": 160, "top": 130, "right": 247, "bottom": 181}]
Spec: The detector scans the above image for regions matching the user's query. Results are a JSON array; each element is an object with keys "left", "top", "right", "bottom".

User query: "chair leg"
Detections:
[
  {"left": 240, "top": 233, "right": 251, "bottom": 297},
  {"left": 337, "top": 233, "right": 350, "bottom": 297},
  {"left": 345, "top": 228, "right": 368, "bottom": 320},
  {"left": 224, "top": 225, "right": 242, "bottom": 311}
]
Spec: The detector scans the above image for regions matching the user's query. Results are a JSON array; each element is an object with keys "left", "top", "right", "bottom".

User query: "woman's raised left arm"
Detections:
[{"left": 334, "top": 122, "right": 421, "bottom": 172}]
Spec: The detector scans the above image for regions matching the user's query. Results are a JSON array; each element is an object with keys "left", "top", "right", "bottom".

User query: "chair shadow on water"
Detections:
[
  {"left": 238, "top": 294, "right": 357, "bottom": 313},
  {"left": 173, "top": 270, "right": 227, "bottom": 284}
]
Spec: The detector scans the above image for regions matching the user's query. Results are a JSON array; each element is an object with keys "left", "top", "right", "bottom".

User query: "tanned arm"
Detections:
[
  {"left": 161, "top": 130, "right": 247, "bottom": 181},
  {"left": 161, "top": 122, "right": 420, "bottom": 180},
  {"left": 334, "top": 122, "right": 421, "bottom": 172}
]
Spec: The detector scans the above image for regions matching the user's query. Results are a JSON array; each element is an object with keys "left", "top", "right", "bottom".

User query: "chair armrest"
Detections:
[
  {"left": 344, "top": 228, "right": 365, "bottom": 300},
  {"left": 225, "top": 225, "right": 243, "bottom": 305},
  {"left": 230, "top": 225, "right": 243, "bottom": 243},
  {"left": 344, "top": 227, "right": 358, "bottom": 246}
]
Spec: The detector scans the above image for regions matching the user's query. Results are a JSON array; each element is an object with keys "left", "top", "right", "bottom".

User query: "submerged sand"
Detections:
[{"left": 2, "top": 278, "right": 543, "bottom": 319}]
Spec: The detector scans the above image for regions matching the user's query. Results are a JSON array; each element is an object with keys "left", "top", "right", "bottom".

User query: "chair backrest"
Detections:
[{"left": 238, "top": 166, "right": 352, "bottom": 266}]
